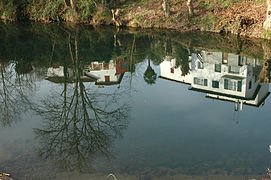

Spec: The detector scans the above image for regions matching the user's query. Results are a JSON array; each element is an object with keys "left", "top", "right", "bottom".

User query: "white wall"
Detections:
[
  {"left": 47, "top": 66, "right": 74, "bottom": 78},
  {"left": 160, "top": 57, "right": 192, "bottom": 84},
  {"left": 84, "top": 60, "right": 119, "bottom": 82}
]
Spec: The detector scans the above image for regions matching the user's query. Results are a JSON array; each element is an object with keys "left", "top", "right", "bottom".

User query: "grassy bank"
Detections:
[{"left": 0, "top": 0, "right": 268, "bottom": 39}]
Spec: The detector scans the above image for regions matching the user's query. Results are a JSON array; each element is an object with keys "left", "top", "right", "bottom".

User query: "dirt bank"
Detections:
[
  {"left": 107, "top": 0, "right": 268, "bottom": 39},
  {"left": 0, "top": 0, "right": 269, "bottom": 39}
]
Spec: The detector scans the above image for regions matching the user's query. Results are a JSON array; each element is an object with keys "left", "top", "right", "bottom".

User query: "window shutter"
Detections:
[
  {"left": 204, "top": 79, "right": 208, "bottom": 86},
  {"left": 237, "top": 80, "right": 242, "bottom": 92},
  {"left": 224, "top": 79, "right": 228, "bottom": 90}
]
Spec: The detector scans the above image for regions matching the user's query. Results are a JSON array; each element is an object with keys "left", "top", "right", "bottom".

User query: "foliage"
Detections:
[
  {"left": 28, "top": 0, "right": 65, "bottom": 21},
  {"left": 199, "top": 12, "right": 222, "bottom": 31},
  {"left": 0, "top": 0, "right": 28, "bottom": 21},
  {"left": 140, "top": 0, "right": 148, "bottom": 5},
  {"left": 77, "top": 0, "right": 97, "bottom": 22},
  {"left": 144, "top": 59, "right": 157, "bottom": 85},
  {"left": 218, "top": 0, "right": 243, "bottom": 8},
  {"left": 262, "top": 30, "right": 271, "bottom": 39},
  {"left": 0, "top": 22, "right": 266, "bottom": 72},
  {"left": 0, "top": 0, "right": 115, "bottom": 23},
  {"left": 92, "top": 5, "right": 112, "bottom": 24},
  {"left": 135, "top": 14, "right": 145, "bottom": 22},
  {"left": 173, "top": 44, "right": 190, "bottom": 76}
]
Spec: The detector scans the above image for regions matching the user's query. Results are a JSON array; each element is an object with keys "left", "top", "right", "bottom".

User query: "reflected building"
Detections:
[
  {"left": 160, "top": 56, "right": 192, "bottom": 85},
  {"left": 46, "top": 65, "right": 96, "bottom": 83},
  {"left": 37, "top": 58, "right": 130, "bottom": 172},
  {"left": 160, "top": 51, "right": 270, "bottom": 111},
  {"left": 46, "top": 59, "right": 129, "bottom": 87},
  {"left": 84, "top": 59, "right": 128, "bottom": 88}
]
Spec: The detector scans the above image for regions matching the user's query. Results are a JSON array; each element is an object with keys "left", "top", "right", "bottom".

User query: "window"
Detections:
[
  {"left": 249, "top": 80, "right": 252, "bottom": 89},
  {"left": 121, "top": 63, "right": 128, "bottom": 68},
  {"left": 229, "top": 66, "right": 240, "bottom": 74},
  {"left": 105, "top": 76, "right": 110, "bottom": 82},
  {"left": 237, "top": 80, "right": 242, "bottom": 92},
  {"left": 212, "top": 81, "right": 219, "bottom": 88},
  {"left": 224, "top": 79, "right": 237, "bottom": 90},
  {"left": 224, "top": 79, "right": 229, "bottom": 90},
  {"left": 197, "top": 61, "right": 203, "bottom": 69},
  {"left": 215, "top": 64, "right": 221, "bottom": 72},
  {"left": 204, "top": 79, "right": 208, "bottom": 86},
  {"left": 238, "top": 56, "right": 244, "bottom": 66},
  {"left": 224, "top": 79, "right": 242, "bottom": 92},
  {"left": 170, "top": 68, "right": 174, "bottom": 74},
  {"left": 194, "top": 78, "right": 208, "bottom": 86}
]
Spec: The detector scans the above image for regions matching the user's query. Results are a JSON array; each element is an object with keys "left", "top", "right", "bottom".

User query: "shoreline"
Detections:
[{"left": 0, "top": 1, "right": 270, "bottom": 40}]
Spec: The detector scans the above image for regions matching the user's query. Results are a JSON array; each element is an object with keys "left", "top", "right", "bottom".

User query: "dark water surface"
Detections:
[{"left": 1, "top": 22, "right": 271, "bottom": 180}]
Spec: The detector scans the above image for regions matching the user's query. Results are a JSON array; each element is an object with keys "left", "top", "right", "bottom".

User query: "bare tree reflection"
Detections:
[
  {"left": 34, "top": 34, "right": 129, "bottom": 172},
  {"left": 0, "top": 62, "right": 34, "bottom": 127}
]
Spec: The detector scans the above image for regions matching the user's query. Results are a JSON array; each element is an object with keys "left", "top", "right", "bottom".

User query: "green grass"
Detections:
[
  {"left": 135, "top": 14, "right": 145, "bottom": 22},
  {"left": 262, "top": 30, "right": 271, "bottom": 39},
  {"left": 140, "top": 0, "right": 148, "bottom": 5},
  {"left": 144, "top": 20, "right": 151, "bottom": 26},
  {"left": 218, "top": 0, "right": 243, "bottom": 8}
]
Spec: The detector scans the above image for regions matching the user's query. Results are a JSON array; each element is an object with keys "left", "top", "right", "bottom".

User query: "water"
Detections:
[{"left": 0, "top": 22, "right": 271, "bottom": 180}]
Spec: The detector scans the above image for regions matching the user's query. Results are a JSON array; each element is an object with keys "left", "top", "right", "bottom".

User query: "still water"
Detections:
[{"left": 0, "top": 22, "right": 271, "bottom": 180}]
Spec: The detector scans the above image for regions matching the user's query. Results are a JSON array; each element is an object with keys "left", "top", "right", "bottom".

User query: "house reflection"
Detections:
[
  {"left": 84, "top": 58, "right": 128, "bottom": 88},
  {"left": 46, "top": 65, "right": 96, "bottom": 83},
  {"left": 36, "top": 58, "right": 130, "bottom": 172},
  {"left": 160, "top": 51, "right": 270, "bottom": 111},
  {"left": 46, "top": 58, "right": 129, "bottom": 87}
]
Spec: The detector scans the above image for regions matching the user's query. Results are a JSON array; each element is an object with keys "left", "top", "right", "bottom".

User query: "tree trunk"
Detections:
[
  {"left": 259, "top": 43, "right": 271, "bottom": 83},
  {"left": 187, "top": 0, "right": 193, "bottom": 15},
  {"left": 165, "top": 38, "right": 172, "bottom": 55},
  {"left": 162, "top": 0, "right": 170, "bottom": 17},
  {"left": 70, "top": 0, "right": 79, "bottom": 22},
  {"left": 111, "top": 9, "right": 122, "bottom": 26},
  {"left": 63, "top": 0, "right": 68, "bottom": 8},
  {"left": 264, "top": 0, "right": 271, "bottom": 30}
]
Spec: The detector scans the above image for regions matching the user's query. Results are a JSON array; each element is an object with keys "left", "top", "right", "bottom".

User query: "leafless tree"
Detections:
[
  {"left": 34, "top": 35, "right": 129, "bottom": 171},
  {"left": 0, "top": 62, "right": 35, "bottom": 127}
]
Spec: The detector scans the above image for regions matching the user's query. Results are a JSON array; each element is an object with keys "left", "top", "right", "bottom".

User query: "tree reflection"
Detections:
[
  {"left": 144, "top": 58, "right": 157, "bottom": 85},
  {"left": 174, "top": 44, "right": 190, "bottom": 76},
  {"left": 0, "top": 62, "right": 34, "bottom": 127},
  {"left": 34, "top": 34, "right": 129, "bottom": 172}
]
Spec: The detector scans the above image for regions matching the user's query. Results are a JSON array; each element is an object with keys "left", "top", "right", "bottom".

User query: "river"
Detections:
[{"left": 0, "top": 22, "right": 271, "bottom": 180}]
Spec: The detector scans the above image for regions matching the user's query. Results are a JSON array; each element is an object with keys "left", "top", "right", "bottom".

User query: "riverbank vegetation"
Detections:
[
  {"left": 0, "top": 0, "right": 270, "bottom": 38},
  {"left": 0, "top": 22, "right": 268, "bottom": 71}
]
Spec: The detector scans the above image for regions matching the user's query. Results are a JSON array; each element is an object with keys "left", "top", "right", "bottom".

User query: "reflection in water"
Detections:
[
  {"left": 160, "top": 51, "right": 270, "bottom": 111},
  {"left": 84, "top": 59, "right": 128, "bottom": 88},
  {"left": 144, "top": 58, "right": 157, "bottom": 85},
  {"left": 34, "top": 36, "right": 129, "bottom": 172},
  {"left": 1, "top": 23, "right": 271, "bottom": 179},
  {"left": 0, "top": 62, "right": 39, "bottom": 127}
]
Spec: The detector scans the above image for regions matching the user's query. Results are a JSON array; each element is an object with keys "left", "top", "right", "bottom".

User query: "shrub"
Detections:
[{"left": 0, "top": 0, "right": 28, "bottom": 21}]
